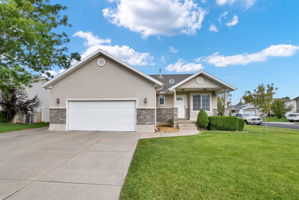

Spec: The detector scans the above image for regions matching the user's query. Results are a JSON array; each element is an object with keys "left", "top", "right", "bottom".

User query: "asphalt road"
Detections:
[{"left": 262, "top": 122, "right": 299, "bottom": 130}]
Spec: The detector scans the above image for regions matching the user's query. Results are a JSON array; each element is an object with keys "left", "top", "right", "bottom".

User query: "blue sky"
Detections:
[{"left": 54, "top": 0, "right": 299, "bottom": 104}]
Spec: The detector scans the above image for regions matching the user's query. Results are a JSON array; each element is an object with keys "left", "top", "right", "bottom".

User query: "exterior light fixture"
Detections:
[
  {"left": 144, "top": 97, "right": 148, "bottom": 104},
  {"left": 56, "top": 98, "right": 60, "bottom": 105}
]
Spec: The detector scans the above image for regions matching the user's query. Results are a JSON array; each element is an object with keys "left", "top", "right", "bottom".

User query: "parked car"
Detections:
[
  {"left": 236, "top": 113, "right": 263, "bottom": 125},
  {"left": 286, "top": 113, "right": 299, "bottom": 122}
]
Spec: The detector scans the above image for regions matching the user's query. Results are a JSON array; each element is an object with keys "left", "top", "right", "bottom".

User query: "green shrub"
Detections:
[
  {"left": 208, "top": 116, "right": 244, "bottom": 131},
  {"left": 0, "top": 111, "right": 8, "bottom": 122},
  {"left": 196, "top": 110, "right": 209, "bottom": 129}
]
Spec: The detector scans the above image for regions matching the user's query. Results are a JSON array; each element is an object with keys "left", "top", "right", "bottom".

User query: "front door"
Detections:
[{"left": 176, "top": 95, "right": 186, "bottom": 119}]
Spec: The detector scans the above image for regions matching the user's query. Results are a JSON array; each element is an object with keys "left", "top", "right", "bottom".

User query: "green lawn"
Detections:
[
  {"left": 264, "top": 117, "right": 289, "bottom": 122},
  {"left": 0, "top": 122, "right": 49, "bottom": 133},
  {"left": 121, "top": 126, "right": 299, "bottom": 200}
]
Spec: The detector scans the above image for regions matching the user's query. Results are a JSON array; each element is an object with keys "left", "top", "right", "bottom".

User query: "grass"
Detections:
[
  {"left": 0, "top": 122, "right": 49, "bottom": 133},
  {"left": 121, "top": 126, "right": 299, "bottom": 200},
  {"left": 264, "top": 117, "right": 289, "bottom": 122}
]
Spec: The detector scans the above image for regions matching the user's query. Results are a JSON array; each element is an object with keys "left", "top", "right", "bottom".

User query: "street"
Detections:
[{"left": 262, "top": 122, "right": 299, "bottom": 130}]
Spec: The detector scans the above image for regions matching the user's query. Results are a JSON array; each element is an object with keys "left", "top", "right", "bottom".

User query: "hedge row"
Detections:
[
  {"left": 196, "top": 110, "right": 244, "bottom": 131},
  {"left": 208, "top": 116, "right": 244, "bottom": 131}
]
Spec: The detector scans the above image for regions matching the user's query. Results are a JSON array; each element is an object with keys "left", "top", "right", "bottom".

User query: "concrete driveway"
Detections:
[{"left": 0, "top": 128, "right": 139, "bottom": 200}]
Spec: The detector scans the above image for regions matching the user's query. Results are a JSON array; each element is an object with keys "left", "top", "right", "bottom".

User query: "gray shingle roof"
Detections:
[{"left": 150, "top": 74, "right": 193, "bottom": 92}]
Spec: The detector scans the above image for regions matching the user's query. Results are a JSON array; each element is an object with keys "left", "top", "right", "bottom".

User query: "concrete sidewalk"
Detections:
[{"left": 0, "top": 128, "right": 139, "bottom": 200}]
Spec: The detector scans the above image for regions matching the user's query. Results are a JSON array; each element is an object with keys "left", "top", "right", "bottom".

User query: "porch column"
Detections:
[
  {"left": 173, "top": 90, "right": 178, "bottom": 128},
  {"left": 173, "top": 90, "right": 177, "bottom": 108}
]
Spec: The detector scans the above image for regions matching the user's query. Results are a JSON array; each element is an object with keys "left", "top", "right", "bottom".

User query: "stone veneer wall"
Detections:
[
  {"left": 49, "top": 108, "right": 66, "bottom": 124},
  {"left": 136, "top": 108, "right": 155, "bottom": 125},
  {"left": 50, "top": 108, "right": 156, "bottom": 128},
  {"left": 156, "top": 108, "right": 178, "bottom": 127}
]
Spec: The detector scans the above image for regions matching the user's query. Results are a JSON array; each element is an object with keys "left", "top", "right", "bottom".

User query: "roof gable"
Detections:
[
  {"left": 169, "top": 71, "right": 235, "bottom": 91},
  {"left": 150, "top": 74, "right": 192, "bottom": 92},
  {"left": 43, "top": 49, "right": 163, "bottom": 88},
  {"left": 178, "top": 74, "right": 222, "bottom": 89}
]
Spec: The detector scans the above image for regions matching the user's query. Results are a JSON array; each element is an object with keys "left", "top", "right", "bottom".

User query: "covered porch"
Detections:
[
  {"left": 173, "top": 88, "right": 230, "bottom": 121},
  {"left": 155, "top": 71, "right": 235, "bottom": 128}
]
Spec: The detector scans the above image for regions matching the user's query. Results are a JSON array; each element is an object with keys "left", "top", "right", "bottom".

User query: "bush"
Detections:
[
  {"left": 271, "top": 99, "right": 292, "bottom": 119},
  {"left": 208, "top": 116, "right": 244, "bottom": 131},
  {"left": 196, "top": 110, "right": 209, "bottom": 129},
  {"left": 0, "top": 111, "right": 8, "bottom": 122}
]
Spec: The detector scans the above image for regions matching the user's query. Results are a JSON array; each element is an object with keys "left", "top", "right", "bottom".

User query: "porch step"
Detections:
[
  {"left": 178, "top": 120, "right": 198, "bottom": 132},
  {"left": 180, "top": 127, "right": 198, "bottom": 131},
  {"left": 177, "top": 119, "right": 195, "bottom": 124}
]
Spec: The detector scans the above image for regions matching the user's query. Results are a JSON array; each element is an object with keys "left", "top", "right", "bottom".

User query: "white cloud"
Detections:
[
  {"left": 218, "top": 11, "right": 229, "bottom": 23},
  {"left": 209, "top": 24, "right": 219, "bottom": 32},
  {"left": 169, "top": 46, "right": 179, "bottom": 54},
  {"left": 216, "top": 0, "right": 256, "bottom": 8},
  {"left": 73, "top": 31, "right": 154, "bottom": 66},
  {"left": 160, "top": 56, "right": 167, "bottom": 64},
  {"left": 205, "top": 44, "right": 299, "bottom": 67},
  {"left": 102, "top": 0, "right": 206, "bottom": 37},
  {"left": 216, "top": 0, "right": 232, "bottom": 6},
  {"left": 226, "top": 15, "right": 239, "bottom": 27},
  {"left": 166, "top": 59, "right": 203, "bottom": 72},
  {"left": 244, "top": 0, "right": 256, "bottom": 8}
]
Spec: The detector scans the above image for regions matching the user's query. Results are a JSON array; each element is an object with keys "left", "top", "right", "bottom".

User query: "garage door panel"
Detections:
[{"left": 68, "top": 101, "right": 136, "bottom": 131}]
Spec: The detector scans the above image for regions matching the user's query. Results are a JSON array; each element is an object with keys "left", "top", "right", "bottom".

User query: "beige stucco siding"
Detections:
[
  {"left": 156, "top": 94, "right": 174, "bottom": 108},
  {"left": 178, "top": 74, "right": 222, "bottom": 90},
  {"left": 49, "top": 55, "right": 156, "bottom": 109}
]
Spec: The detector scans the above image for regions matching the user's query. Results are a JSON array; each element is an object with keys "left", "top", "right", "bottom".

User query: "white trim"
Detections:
[
  {"left": 190, "top": 93, "right": 212, "bottom": 112},
  {"left": 157, "top": 106, "right": 174, "bottom": 109},
  {"left": 169, "top": 70, "right": 235, "bottom": 91},
  {"left": 49, "top": 107, "right": 66, "bottom": 109},
  {"left": 159, "top": 95, "right": 165, "bottom": 105},
  {"left": 43, "top": 49, "right": 163, "bottom": 88},
  {"left": 65, "top": 98, "right": 137, "bottom": 131},
  {"left": 67, "top": 97, "right": 139, "bottom": 102},
  {"left": 154, "top": 90, "right": 157, "bottom": 128}
]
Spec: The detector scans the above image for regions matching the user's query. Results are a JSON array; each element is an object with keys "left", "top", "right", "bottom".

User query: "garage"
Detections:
[{"left": 67, "top": 100, "right": 136, "bottom": 131}]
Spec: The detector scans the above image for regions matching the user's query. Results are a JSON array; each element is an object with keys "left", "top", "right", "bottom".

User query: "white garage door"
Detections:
[{"left": 68, "top": 101, "right": 136, "bottom": 131}]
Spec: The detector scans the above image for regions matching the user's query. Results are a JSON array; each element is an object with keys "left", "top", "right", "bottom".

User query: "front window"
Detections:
[
  {"left": 193, "top": 94, "right": 210, "bottom": 111},
  {"left": 159, "top": 95, "right": 165, "bottom": 105}
]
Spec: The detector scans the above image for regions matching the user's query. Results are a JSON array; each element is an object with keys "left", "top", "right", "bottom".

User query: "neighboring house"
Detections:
[
  {"left": 285, "top": 97, "right": 299, "bottom": 114},
  {"left": 231, "top": 103, "right": 262, "bottom": 116},
  {"left": 43, "top": 49, "right": 235, "bottom": 132},
  {"left": 13, "top": 79, "right": 50, "bottom": 123}
]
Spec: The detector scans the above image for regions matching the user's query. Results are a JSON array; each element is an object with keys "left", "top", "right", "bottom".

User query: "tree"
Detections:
[
  {"left": 243, "top": 84, "right": 277, "bottom": 116},
  {"left": 217, "top": 96, "right": 225, "bottom": 116},
  {"left": 0, "top": 0, "right": 80, "bottom": 90},
  {"left": 0, "top": 88, "right": 39, "bottom": 122},
  {"left": 271, "top": 99, "right": 292, "bottom": 118}
]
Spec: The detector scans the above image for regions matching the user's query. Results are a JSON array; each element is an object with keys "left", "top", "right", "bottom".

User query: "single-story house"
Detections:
[
  {"left": 230, "top": 103, "right": 262, "bottom": 116},
  {"left": 285, "top": 97, "right": 299, "bottom": 114},
  {"left": 43, "top": 49, "right": 235, "bottom": 132},
  {"left": 1, "top": 79, "right": 50, "bottom": 123}
]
